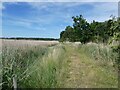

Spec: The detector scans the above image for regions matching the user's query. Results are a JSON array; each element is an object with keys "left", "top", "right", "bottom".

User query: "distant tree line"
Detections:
[
  {"left": 60, "top": 15, "right": 120, "bottom": 44},
  {"left": 1, "top": 37, "right": 59, "bottom": 41}
]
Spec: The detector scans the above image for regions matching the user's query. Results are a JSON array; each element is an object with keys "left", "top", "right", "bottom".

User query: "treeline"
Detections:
[
  {"left": 1, "top": 37, "right": 59, "bottom": 41},
  {"left": 60, "top": 15, "right": 120, "bottom": 44}
]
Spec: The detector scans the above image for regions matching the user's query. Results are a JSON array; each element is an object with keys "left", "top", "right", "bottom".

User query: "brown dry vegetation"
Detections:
[
  {"left": 0, "top": 39, "right": 118, "bottom": 89},
  {"left": 1, "top": 39, "right": 59, "bottom": 47}
]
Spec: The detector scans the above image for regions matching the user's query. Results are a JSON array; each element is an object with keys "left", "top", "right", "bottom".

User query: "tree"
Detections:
[
  {"left": 60, "top": 26, "right": 76, "bottom": 42},
  {"left": 59, "top": 14, "right": 120, "bottom": 44},
  {"left": 72, "top": 15, "right": 91, "bottom": 43}
]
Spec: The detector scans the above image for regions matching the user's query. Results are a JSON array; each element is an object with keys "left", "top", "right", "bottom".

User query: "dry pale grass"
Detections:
[{"left": 1, "top": 39, "right": 59, "bottom": 47}]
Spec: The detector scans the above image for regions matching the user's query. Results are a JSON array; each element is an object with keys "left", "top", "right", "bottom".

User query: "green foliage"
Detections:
[
  {"left": 60, "top": 26, "right": 77, "bottom": 42},
  {"left": 111, "top": 45, "right": 120, "bottom": 70},
  {"left": 60, "top": 15, "right": 120, "bottom": 44},
  {"left": 78, "top": 43, "right": 118, "bottom": 69},
  {"left": 21, "top": 45, "right": 67, "bottom": 88},
  {"left": 1, "top": 46, "right": 47, "bottom": 89},
  {"left": 1, "top": 44, "right": 68, "bottom": 89},
  {"left": 1, "top": 42, "right": 118, "bottom": 88}
]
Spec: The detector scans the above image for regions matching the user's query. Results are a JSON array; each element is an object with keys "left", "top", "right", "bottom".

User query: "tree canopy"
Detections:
[{"left": 60, "top": 15, "right": 120, "bottom": 44}]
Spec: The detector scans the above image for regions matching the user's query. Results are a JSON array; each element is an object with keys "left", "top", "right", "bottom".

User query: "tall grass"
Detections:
[
  {"left": 1, "top": 40, "right": 118, "bottom": 88},
  {"left": 0, "top": 53, "right": 2, "bottom": 90},
  {"left": 21, "top": 44, "right": 67, "bottom": 88},
  {"left": 1, "top": 42, "right": 67, "bottom": 89},
  {"left": 1, "top": 45, "right": 48, "bottom": 89},
  {"left": 78, "top": 43, "right": 118, "bottom": 69}
]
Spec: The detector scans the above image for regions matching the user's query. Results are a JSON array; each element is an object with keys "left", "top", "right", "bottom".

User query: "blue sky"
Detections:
[{"left": 1, "top": 2, "right": 118, "bottom": 38}]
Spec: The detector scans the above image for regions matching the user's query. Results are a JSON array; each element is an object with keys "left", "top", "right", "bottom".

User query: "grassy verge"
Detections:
[
  {"left": 21, "top": 44, "right": 68, "bottom": 88},
  {"left": 59, "top": 43, "right": 118, "bottom": 88},
  {"left": 77, "top": 43, "right": 118, "bottom": 88},
  {"left": 1, "top": 42, "right": 118, "bottom": 88},
  {"left": 1, "top": 44, "right": 69, "bottom": 89},
  {"left": 78, "top": 43, "right": 118, "bottom": 69},
  {"left": 1, "top": 45, "right": 48, "bottom": 89}
]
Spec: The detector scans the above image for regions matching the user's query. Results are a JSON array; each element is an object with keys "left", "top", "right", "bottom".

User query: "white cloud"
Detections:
[
  {"left": 28, "top": 2, "right": 86, "bottom": 10},
  {"left": 2, "top": 1, "right": 118, "bottom": 27},
  {"left": 90, "top": 2, "right": 118, "bottom": 20},
  {"left": 94, "top": 3, "right": 118, "bottom": 13},
  {"left": 27, "top": 3, "right": 50, "bottom": 10},
  {"left": 0, "top": 3, "right": 5, "bottom": 10},
  {"left": 1, "top": 0, "right": 120, "bottom": 2},
  {"left": 3, "top": 14, "right": 56, "bottom": 28},
  {"left": 4, "top": 19, "right": 32, "bottom": 28}
]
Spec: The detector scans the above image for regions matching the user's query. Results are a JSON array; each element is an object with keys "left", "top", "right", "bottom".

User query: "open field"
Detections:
[
  {"left": 0, "top": 39, "right": 118, "bottom": 89},
  {"left": 1, "top": 39, "right": 59, "bottom": 47},
  {"left": 2, "top": 2, "right": 120, "bottom": 89}
]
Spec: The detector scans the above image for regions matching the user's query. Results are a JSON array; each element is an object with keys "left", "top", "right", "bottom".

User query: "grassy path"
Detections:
[
  {"left": 2, "top": 41, "right": 118, "bottom": 88},
  {"left": 65, "top": 47, "right": 83, "bottom": 88},
  {"left": 64, "top": 45, "right": 118, "bottom": 88}
]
